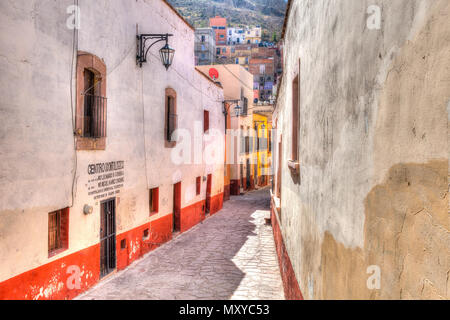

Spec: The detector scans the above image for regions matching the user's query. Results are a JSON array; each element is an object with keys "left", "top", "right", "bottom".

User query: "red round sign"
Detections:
[{"left": 209, "top": 68, "right": 219, "bottom": 80}]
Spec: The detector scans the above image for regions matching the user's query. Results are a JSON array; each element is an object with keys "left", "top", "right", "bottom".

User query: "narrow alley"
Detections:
[
  {"left": 1, "top": 0, "right": 448, "bottom": 303},
  {"left": 77, "top": 188, "right": 285, "bottom": 300}
]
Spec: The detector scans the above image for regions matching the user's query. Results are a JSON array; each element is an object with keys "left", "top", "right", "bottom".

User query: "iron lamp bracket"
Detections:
[{"left": 136, "top": 33, "right": 173, "bottom": 68}]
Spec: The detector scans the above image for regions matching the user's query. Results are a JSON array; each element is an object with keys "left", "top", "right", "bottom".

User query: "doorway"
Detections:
[
  {"left": 205, "top": 174, "right": 212, "bottom": 215},
  {"left": 240, "top": 163, "right": 244, "bottom": 191},
  {"left": 173, "top": 182, "right": 181, "bottom": 233},
  {"left": 246, "top": 159, "right": 251, "bottom": 189},
  {"left": 100, "top": 198, "right": 116, "bottom": 278}
]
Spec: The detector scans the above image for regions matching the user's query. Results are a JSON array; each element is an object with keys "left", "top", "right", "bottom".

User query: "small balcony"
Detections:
[{"left": 83, "top": 94, "right": 107, "bottom": 138}]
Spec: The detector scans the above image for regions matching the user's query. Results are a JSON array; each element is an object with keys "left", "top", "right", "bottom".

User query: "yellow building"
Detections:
[
  {"left": 245, "top": 26, "right": 262, "bottom": 44},
  {"left": 252, "top": 113, "right": 270, "bottom": 187},
  {"left": 235, "top": 56, "right": 249, "bottom": 69}
]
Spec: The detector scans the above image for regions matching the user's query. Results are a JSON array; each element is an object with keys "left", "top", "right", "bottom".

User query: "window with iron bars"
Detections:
[
  {"left": 82, "top": 69, "right": 107, "bottom": 138},
  {"left": 83, "top": 93, "right": 107, "bottom": 138},
  {"left": 48, "top": 208, "right": 69, "bottom": 257}
]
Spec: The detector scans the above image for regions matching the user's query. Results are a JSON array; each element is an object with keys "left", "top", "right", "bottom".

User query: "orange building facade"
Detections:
[{"left": 210, "top": 16, "right": 228, "bottom": 45}]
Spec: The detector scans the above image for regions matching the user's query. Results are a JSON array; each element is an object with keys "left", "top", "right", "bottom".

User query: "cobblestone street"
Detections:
[{"left": 77, "top": 188, "right": 285, "bottom": 300}]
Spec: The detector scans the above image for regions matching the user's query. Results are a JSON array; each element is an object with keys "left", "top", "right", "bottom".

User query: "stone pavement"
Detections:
[{"left": 77, "top": 188, "right": 285, "bottom": 300}]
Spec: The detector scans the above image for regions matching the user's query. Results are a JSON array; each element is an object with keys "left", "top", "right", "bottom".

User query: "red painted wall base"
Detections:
[
  {"left": 0, "top": 193, "right": 225, "bottom": 300},
  {"left": 224, "top": 184, "right": 230, "bottom": 201},
  {"left": 117, "top": 214, "right": 173, "bottom": 271},
  {"left": 230, "top": 179, "right": 240, "bottom": 195},
  {"left": 209, "top": 192, "right": 224, "bottom": 215},
  {"left": 257, "top": 175, "right": 269, "bottom": 187},
  {"left": 0, "top": 244, "right": 100, "bottom": 300},
  {"left": 0, "top": 212, "right": 174, "bottom": 300},
  {"left": 271, "top": 198, "right": 304, "bottom": 300},
  {"left": 249, "top": 176, "right": 255, "bottom": 190},
  {"left": 180, "top": 200, "right": 205, "bottom": 233}
]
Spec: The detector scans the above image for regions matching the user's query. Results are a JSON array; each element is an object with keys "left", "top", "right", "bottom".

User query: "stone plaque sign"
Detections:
[{"left": 87, "top": 161, "right": 125, "bottom": 201}]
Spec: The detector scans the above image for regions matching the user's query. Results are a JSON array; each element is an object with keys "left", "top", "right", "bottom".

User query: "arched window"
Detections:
[{"left": 76, "top": 51, "right": 107, "bottom": 150}]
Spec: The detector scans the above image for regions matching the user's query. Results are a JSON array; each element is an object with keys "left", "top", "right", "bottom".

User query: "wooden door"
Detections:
[
  {"left": 205, "top": 174, "right": 212, "bottom": 214},
  {"left": 173, "top": 182, "right": 181, "bottom": 232}
]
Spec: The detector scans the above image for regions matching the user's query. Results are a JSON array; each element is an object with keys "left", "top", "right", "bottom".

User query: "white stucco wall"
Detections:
[
  {"left": 0, "top": 0, "right": 224, "bottom": 282},
  {"left": 274, "top": 0, "right": 449, "bottom": 299},
  {"left": 227, "top": 28, "right": 245, "bottom": 45}
]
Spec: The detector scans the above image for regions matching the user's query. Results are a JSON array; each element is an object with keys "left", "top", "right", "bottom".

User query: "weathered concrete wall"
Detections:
[
  {"left": 274, "top": 0, "right": 449, "bottom": 299},
  {"left": 0, "top": 0, "right": 224, "bottom": 299}
]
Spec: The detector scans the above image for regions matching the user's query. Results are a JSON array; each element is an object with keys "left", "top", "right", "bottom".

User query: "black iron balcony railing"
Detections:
[{"left": 83, "top": 94, "right": 107, "bottom": 138}]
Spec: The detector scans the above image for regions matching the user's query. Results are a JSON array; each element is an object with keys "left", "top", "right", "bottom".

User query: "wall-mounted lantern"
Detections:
[
  {"left": 137, "top": 33, "right": 175, "bottom": 70},
  {"left": 222, "top": 99, "right": 243, "bottom": 130},
  {"left": 222, "top": 99, "right": 242, "bottom": 117}
]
